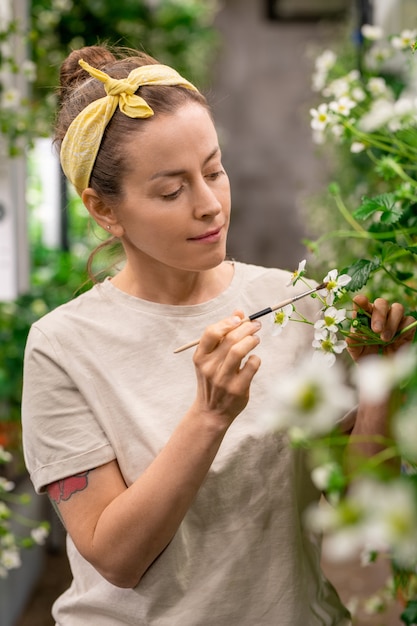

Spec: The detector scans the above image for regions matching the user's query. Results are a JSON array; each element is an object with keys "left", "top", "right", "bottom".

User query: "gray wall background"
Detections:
[{"left": 211, "top": 0, "right": 346, "bottom": 271}]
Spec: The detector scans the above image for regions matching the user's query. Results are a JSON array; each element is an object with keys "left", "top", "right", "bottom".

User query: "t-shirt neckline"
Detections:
[{"left": 98, "top": 261, "right": 245, "bottom": 318}]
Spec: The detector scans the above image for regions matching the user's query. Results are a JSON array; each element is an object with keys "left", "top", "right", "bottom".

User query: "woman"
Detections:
[{"left": 22, "top": 45, "right": 415, "bottom": 625}]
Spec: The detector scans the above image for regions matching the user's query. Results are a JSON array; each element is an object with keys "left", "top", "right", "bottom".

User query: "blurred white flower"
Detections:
[
  {"left": 307, "top": 478, "right": 417, "bottom": 567},
  {"left": 31, "top": 526, "right": 49, "bottom": 545},
  {"left": 312, "top": 50, "right": 337, "bottom": 91},
  {"left": 312, "top": 71, "right": 327, "bottom": 93},
  {"left": 271, "top": 304, "right": 293, "bottom": 336},
  {"left": 359, "top": 98, "right": 395, "bottom": 132},
  {"left": 310, "top": 104, "right": 331, "bottom": 131},
  {"left": 367, "top": 77, "right": 390, "bottom": 98},
  {"left": 361, "top": 24, "right": 384, "bottom": 41},
  {"left": 366, "top": 42, "right": 393, "bottom": 67},
  {"left": 315, "top": 49, "right": 337, "bottom": 73},
  {"left": 323, "top": 77, "right": 350, "bottom": 99},
  {"left": 53, "top": 0, "right": 73, "bottom": 10},
  {"left": 363, "top": 593, "right": 386, "bottom": 615},
  {"left": 393, "top": 404, "right": 417, "bottom": 463},
  {"left": 30, "top": 298, "right": 48, "bottom": 317},
  {"left": 329, "top": 96, "right": 357, "bottom": 116},
  {"left": 351, "top": 86, "right": 366, "bottom": 103},
  {"left": 351, "top": 141, "right": 366, "bottom": 153},
  {"left": 264, "top": 355, "right": 355, "bottom": 438},
  {"left": 0, "top": 478, "right": 15, "bottom": 492},
  {"left": 21, "top": 59, "right": 37, "bottom": 82},
  {"left": 311, "top": 462, "right": 339, "bottom": 491},
  {"left": 1, "top": 88, "right": 20, "bottom": 109},
  {"left": 353, "top": 346, "right": 417, "bottom": 403},
  {"left": 360, "top": 480, "right": 417, "bottom": 567},
  {"left": 0, "top": 547, "right": 21, "bottom": 572},
  {"left": 394, "top": 97, "right": 414, "bottom": 116},
  {"left": 0, "top": 447, "right": 12, "bottom": 464},
  {"left": 391, "top": 29, "right": 417, "bottom": 50}
]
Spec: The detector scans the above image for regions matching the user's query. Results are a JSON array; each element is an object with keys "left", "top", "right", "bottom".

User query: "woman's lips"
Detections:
[{"left": 188, "top": 227, "right": 222, "bottom": 242}]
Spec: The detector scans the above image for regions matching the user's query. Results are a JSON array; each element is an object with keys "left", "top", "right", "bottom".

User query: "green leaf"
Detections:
[
  {"left": 380, "top": 241, "right": 403, "bottom": 262},
  {"left": 353, "top": 193, "right": 403, "bottom": 224},
  {"left": 400, "top": 600, "right": 417, "bottom": 625},
  {"left": 352, "top": 197, "right": 378, "bottom": 221},
  {"left": 405, "top": 245, "right": 417, "bottom": 256},
  {"left": 342, "top": 258, "right": 381, "bottom": 291},
  {"left": 395, "top": 270, "right": 414, "bottom": 281}
]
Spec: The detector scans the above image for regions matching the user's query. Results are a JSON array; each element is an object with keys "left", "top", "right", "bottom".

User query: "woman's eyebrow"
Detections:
[{"left": 150, "top": 146, "right": 220, "bottom": 181}]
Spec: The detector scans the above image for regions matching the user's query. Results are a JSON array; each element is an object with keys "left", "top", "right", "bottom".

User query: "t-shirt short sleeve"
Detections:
[{"left": 22, "top": 325, "right": 115, "bottom": 493}]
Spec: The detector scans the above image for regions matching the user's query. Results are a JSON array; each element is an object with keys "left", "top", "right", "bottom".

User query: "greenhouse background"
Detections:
[{"left": 1, "top": 1, "right": 416, "bottom": 625}]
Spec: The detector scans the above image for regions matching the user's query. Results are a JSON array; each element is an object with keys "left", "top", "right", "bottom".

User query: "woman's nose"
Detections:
[{"left": 192, "top": 179, "right": 222, "bottom": 219}]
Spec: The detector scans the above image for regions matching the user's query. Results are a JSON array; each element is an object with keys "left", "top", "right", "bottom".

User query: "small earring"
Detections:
[{"left": 106, "top": 225, "right": 111, "bottom": 231}]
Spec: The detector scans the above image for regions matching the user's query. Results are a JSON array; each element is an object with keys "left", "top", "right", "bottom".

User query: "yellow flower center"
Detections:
[
  {"left": 321, "top": 339, "right": 334, "bottom": 353},
  {"left": 274, "top": 311, "right": 286, "bottom": 325},
  {"left": 297, "top": 383, "right": 321, "bottom": 412}
]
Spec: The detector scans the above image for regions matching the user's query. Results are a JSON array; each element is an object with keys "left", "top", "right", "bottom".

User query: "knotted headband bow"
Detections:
[{"left": 60, "top": 59, "right": 199, "bottom": 195}]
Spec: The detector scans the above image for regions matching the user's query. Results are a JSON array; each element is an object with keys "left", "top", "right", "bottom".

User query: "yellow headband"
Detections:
[{"left": 60, "top": 59, "right": 199, "bottom": 195}]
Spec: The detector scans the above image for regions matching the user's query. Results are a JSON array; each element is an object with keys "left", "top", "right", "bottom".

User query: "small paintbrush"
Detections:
[{"left": 173, "top": 282, "right": 328, "bottom": 353}]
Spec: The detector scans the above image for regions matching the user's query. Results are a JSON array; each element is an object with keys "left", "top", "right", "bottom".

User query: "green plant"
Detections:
[
  {"left": 307, "top": 25, "right": 417, "bottom": 308},
  {"left": 29, "top": 0, "right": 220, "bottom": 138},
  {"left": 288, "top": 23, "right": 417, "bottom": 623},
  {"left": 0, "top": 12, "right": 38, "bottom": 155},
  {"left": 0, "top": 445, "right": 49, "bottom": 578}
]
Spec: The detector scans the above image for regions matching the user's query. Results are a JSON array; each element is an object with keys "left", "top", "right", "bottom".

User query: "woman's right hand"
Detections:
[{"left": 192, "top": 310, "right": 262, "bottom": 428}]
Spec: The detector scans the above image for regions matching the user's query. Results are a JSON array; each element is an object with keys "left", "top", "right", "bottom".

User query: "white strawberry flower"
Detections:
[
  {"left": 314, "top": 306, "right": 347, "bottom": 334},
  {"left": 312, "top": 331, "right": 348, "bottom": 367},
  {"left": 319, "top": 269, "right": 352, "bottom": 305},
  {"left": 271, "top": 304, "right": 293, "bottom": 336},
  {"left": 286, "top": 259, "right": 306, "bottom": 286}
]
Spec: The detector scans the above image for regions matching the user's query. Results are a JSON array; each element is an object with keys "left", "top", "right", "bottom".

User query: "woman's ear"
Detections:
[{"left": 81, "top": 188, "right": 124, "bottom": 237}]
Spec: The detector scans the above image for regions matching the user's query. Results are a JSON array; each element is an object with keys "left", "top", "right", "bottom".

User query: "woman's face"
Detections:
[{"left": 114, "top": 102, "right": 231, "bottom": 276}]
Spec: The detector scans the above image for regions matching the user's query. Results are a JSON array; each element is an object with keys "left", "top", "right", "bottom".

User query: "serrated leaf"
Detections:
[
  {"left": 353, "top": 193, "right": 402, "bottom": 224},
  {"left": 352, "top": 197, "right": 380, "bottom": 220},
  {"left": 342, "top": 258, "right": 380, "bottom": 291},
  {"left": 380, "top": 204, "right": 403, "bottom": 224}
]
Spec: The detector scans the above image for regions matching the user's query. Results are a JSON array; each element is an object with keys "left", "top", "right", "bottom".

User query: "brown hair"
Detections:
[
  {"left": 55, "top": 45, "right": 209, "bottom": 279},
  {"left": 55, "top": 44, "right": 208, "bottom": 199}
]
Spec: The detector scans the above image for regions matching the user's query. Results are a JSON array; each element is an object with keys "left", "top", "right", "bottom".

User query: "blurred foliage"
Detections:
[
  {"left": 29, "top": 0, "right": 220, "bottom": 137},
  {"left": 0, "top": 245, "right": 90, "bottom": 428},
  {"left": 1, "top": 0, "right": 221, "bottom": 429}
]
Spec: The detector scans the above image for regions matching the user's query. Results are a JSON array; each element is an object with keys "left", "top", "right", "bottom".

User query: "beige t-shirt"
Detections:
[{"left": 22, "top": 262, "right": 351, "bottom": 626}]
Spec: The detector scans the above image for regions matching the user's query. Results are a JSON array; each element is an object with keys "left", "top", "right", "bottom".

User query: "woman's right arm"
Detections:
[{"left": 46, "top": 313, "right": 261, "bottom": 589}]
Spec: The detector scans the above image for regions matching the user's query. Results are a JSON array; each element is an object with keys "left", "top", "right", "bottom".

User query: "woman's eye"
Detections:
[
  {"left": 161, "top": 186, "right": 183, "bottom": 201},
  {"left": 206, "top": 170, "right": 224, "bottom": 181}
]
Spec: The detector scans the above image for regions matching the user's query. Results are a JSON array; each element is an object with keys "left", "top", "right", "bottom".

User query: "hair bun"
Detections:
[{"left": 59, "top": 45, "right": 116, "bottom": 94}]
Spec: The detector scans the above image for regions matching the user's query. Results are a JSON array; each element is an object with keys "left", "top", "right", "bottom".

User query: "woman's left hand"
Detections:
[{"left": 347, "top": 294, "right": 416, "bottom": 362}]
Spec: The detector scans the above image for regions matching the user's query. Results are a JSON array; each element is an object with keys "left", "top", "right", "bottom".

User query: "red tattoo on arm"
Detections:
[{"left": 47, "top": 470, "right": 91, "bottom": 503}]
